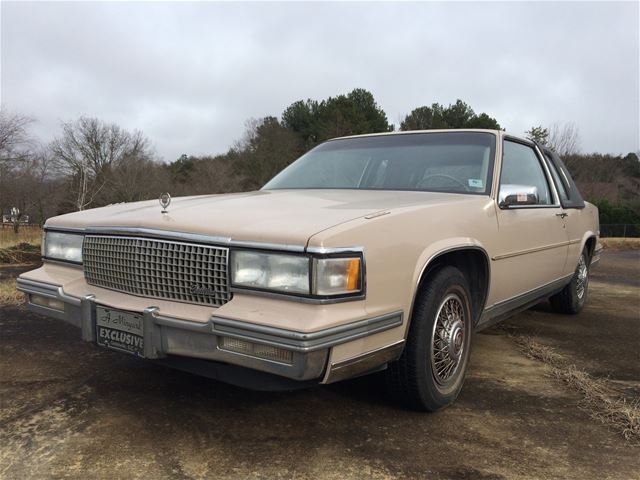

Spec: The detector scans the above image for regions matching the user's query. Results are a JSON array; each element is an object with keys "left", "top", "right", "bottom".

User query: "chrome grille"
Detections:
[{"left": 83, "top": 235, "right": 230, "bottom": 307}]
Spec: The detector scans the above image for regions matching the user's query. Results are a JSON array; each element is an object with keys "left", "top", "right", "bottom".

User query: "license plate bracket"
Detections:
[{"left": 96, "top": 306, "right": 145, "bottom": 357}]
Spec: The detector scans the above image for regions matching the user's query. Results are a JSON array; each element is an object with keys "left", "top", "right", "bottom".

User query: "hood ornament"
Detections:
[{"left": 159, "top": 192, "right": 171, "bottom": 213}]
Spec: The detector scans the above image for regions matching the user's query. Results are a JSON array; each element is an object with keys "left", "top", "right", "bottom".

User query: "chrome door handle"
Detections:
[{"left": 556, "top": 212, "right": 568, "bottom": 219}]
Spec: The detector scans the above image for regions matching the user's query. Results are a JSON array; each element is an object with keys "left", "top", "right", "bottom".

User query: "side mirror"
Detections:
[{"left": 499, "top": 184, "right": 539, "bottom": 208}]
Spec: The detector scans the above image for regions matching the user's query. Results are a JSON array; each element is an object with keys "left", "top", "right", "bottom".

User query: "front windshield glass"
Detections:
[{"left": 263, "top": 132, "right": 496, "bottom": 195}]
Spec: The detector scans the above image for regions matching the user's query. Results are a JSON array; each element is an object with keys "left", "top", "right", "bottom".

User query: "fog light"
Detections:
[
  {"left": 30, "top": 294, "right": 65, "bottom": 312},
  {"left": 219, "top": 337, "right": 293, "bottom": 364},
  {"left": 220, "top": 337, "right": 253, "bottom": 355}
]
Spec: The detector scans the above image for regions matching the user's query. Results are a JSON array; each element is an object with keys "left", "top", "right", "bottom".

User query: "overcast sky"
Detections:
[{"left": 2, "top": 1, "right": 638, "bottom": 161}]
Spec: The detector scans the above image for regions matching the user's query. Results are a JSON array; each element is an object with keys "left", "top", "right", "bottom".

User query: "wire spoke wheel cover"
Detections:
[
  {"left": 576, "top": 254, "right": 588, "bottom": 300},
  {"left": 430, "top": 293, "right": 466, "bottom": 386}
]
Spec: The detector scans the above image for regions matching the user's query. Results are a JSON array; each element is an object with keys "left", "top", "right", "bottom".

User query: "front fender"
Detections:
[{"left": 407, "top": 238, "right": 491, "bottom": 329}]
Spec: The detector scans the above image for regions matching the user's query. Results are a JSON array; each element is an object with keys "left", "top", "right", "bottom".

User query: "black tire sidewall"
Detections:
[
  {"left": 409, "top": 266, "right": 473, "bottom": 409},
  {"left": 571, "top": 251, "right": 589, "bottom": 312}
]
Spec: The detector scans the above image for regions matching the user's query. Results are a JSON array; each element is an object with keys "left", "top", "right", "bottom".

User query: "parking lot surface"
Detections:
[{"left": 1, "top": 251, "right": 638, "bottom": 480}]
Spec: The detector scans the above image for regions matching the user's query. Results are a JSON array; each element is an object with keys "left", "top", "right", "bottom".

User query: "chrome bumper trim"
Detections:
[
  {"left": 323, "top": 340, "right": 405, "bottom": 384},
  {"left": 17, "top": 277, "right": 83, "bottom": 325},
  {"left": 210, "top": 311, "right": 403, "bottom": 353},
  {"left": 16, "top": 277, "right": 82, "bottom": 306}
]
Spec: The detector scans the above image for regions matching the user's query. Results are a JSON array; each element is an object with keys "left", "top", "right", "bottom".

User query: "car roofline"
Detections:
[{"left": 326, "top": 128, "right": 506, "bottom": 143}]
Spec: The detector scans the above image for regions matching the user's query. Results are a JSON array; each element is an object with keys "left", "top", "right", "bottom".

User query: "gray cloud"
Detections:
[{"left": 2, "top": 1, "right": 638, "bottom": 161}]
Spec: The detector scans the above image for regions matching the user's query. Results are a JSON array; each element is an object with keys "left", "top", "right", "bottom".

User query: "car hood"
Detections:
[{"left": 46, "top": 189, "right": 476, "bottom": 246}]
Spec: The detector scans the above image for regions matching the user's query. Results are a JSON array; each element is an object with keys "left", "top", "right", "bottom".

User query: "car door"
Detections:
[
  {"left": 541, "top": 150, "right": 587, "bottom": 277},
  {"left": 491, "top": 138, "right": 570, "bottom": 304}
]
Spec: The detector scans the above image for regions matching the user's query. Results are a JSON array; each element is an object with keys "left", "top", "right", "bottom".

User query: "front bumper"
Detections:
[{"left": 17, "top": 276, "right": 404, "bottom": 387}]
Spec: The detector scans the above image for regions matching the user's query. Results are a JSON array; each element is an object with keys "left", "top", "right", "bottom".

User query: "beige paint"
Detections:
[{"left": 21, "top": 129, "right": 599, "bottom": 368}]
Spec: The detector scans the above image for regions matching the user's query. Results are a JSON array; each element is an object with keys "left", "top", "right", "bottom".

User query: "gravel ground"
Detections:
[{"left": 1, "top": 251, "right": 638, "bottom": 480}]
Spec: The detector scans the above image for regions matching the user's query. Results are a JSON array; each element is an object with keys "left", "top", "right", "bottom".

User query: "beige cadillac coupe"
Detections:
[{"left": 18, "top": 129, "right": 601, "bottom": 411}]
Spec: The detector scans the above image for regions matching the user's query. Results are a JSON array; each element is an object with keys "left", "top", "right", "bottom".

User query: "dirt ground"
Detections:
[{"left": 1, "top": 251, "right": 638, "bottom": 480}]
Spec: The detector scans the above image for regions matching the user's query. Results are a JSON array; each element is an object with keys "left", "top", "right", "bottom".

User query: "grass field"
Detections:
[
  {"left": 600, "top": 237, "right": 640, "bottom": 250},
  {"left": 0, "top": 226, "right": 42, "bottom": 249},
  {"left": 0, "top": 226, "right": 42, "bottom": 264},
  {"left": 0, "top": 279, "right": 23, "bottom": 306}
]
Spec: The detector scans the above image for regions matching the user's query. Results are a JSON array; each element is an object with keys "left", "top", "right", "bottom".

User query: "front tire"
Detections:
[
  {"left": 550, "top": 248, "right": 590, "bottom": 315},
  {"left": 386, "top": 266, "right": 473, "bottom": 411}
]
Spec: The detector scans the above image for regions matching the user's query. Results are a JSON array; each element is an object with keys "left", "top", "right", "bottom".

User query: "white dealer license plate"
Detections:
[{"left": 96, "top": 306, "right": 144, "bottom": 357}]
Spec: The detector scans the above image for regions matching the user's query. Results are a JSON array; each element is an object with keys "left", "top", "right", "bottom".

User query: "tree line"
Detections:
[{"left": 1, "top": 88, "right": 638, "bottom": 230}]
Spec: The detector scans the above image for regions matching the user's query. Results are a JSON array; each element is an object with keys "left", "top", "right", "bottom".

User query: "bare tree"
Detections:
[
  {"left": 50, "top": 117, "right": 154, "bottom": 210},
  {"left": 0, "top": 148, "right": 57, "bottom": 231},
  {"left": 0, "top": 110, "right": 36, "bottom": 228},
  {"left": 108, "top": 155, "right": 171, "bottom": 203},
  {"left": 0, "top": 110, "right": 33, "bottom": 163},
  {"left": 548, "top": 122, "right": 581, "bottom": 156}
]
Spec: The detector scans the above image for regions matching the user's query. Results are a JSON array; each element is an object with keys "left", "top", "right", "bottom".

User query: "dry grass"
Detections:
[
  {"left": 0, "top": 226, "right": 42, "bottom": 264},
  {"left": 0, "top": 226, "right": 42, "bottom": 249},
  {"left": 514, "top": 335, "right": 640, "bottom": 445},
  {"left": 0, "top": 243, "right": 41, "bottom": 264},
  {"left": 0, "top": 279, "right": 24, "bottom": 307},
  {"left": 600, "top": 237, "right": 640, "bottom": 251}
]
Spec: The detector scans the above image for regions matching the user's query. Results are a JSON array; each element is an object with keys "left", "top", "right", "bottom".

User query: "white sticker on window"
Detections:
[{"left": 468, "top": 179, "right": 483, "bottom": 188}]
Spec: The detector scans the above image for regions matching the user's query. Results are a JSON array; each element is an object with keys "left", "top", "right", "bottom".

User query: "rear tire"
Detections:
[
  {"left": 550, "top": 248, "right": 590, "bottom": 314},
  {"left": 386, "top": 266, "right": 473, "bottom": 411}
]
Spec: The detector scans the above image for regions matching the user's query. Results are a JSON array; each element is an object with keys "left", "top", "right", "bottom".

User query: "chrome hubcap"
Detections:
[
  {"left": 431, "top": 293, "right": 466, "bottom": 385},
  {"left": 576, "top": 254, "right": 588, "bottom": 299}
]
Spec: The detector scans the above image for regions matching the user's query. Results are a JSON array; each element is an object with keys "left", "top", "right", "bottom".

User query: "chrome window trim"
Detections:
[
  {"left": 497, "top": 204, "right": 561, "bottom": 210},
  {"left": 498, "top": 138, "right": 562, "bottom": 210},
  {"left": 533, "top": 143, "right": 562, "bottom": 207}
]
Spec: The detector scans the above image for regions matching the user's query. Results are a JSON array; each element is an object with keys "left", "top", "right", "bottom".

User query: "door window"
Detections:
[
  {"left": 501, "top": 141, "right": 553, "bottom": 205},
  {"left": 544, "top": 155, "right": 569, "bottom": 202}
]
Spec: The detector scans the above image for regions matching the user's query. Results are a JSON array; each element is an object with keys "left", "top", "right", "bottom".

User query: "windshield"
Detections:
[{"left": 263, "top": 132, "right": 496, "bottom": 195}]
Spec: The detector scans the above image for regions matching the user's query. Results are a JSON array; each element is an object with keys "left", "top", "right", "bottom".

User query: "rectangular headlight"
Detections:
[
  {"left": 230, "top": 249, "right": 364, "bottom": 300},
  {"left": 231, "top": 250, "right": 310, "bottom": 294},
  {"left": 44, "top": 231, "right": 84, "bottom": 264},
  {"left": 314, "top": 257, "right": 362, "bottom": 296}
]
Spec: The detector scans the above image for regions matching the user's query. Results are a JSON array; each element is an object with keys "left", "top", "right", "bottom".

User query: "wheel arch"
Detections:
[
  {"left": 407, "top": 243, "right": 491, "bottom": 335},
  {"left": 583, "top": 234, "right": 597, "bottom": 260}
]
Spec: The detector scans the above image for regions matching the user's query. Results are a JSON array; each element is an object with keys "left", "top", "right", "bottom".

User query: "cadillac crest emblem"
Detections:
[{"left": 159, "top": 192, "right": 171, "bottom": 213}]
